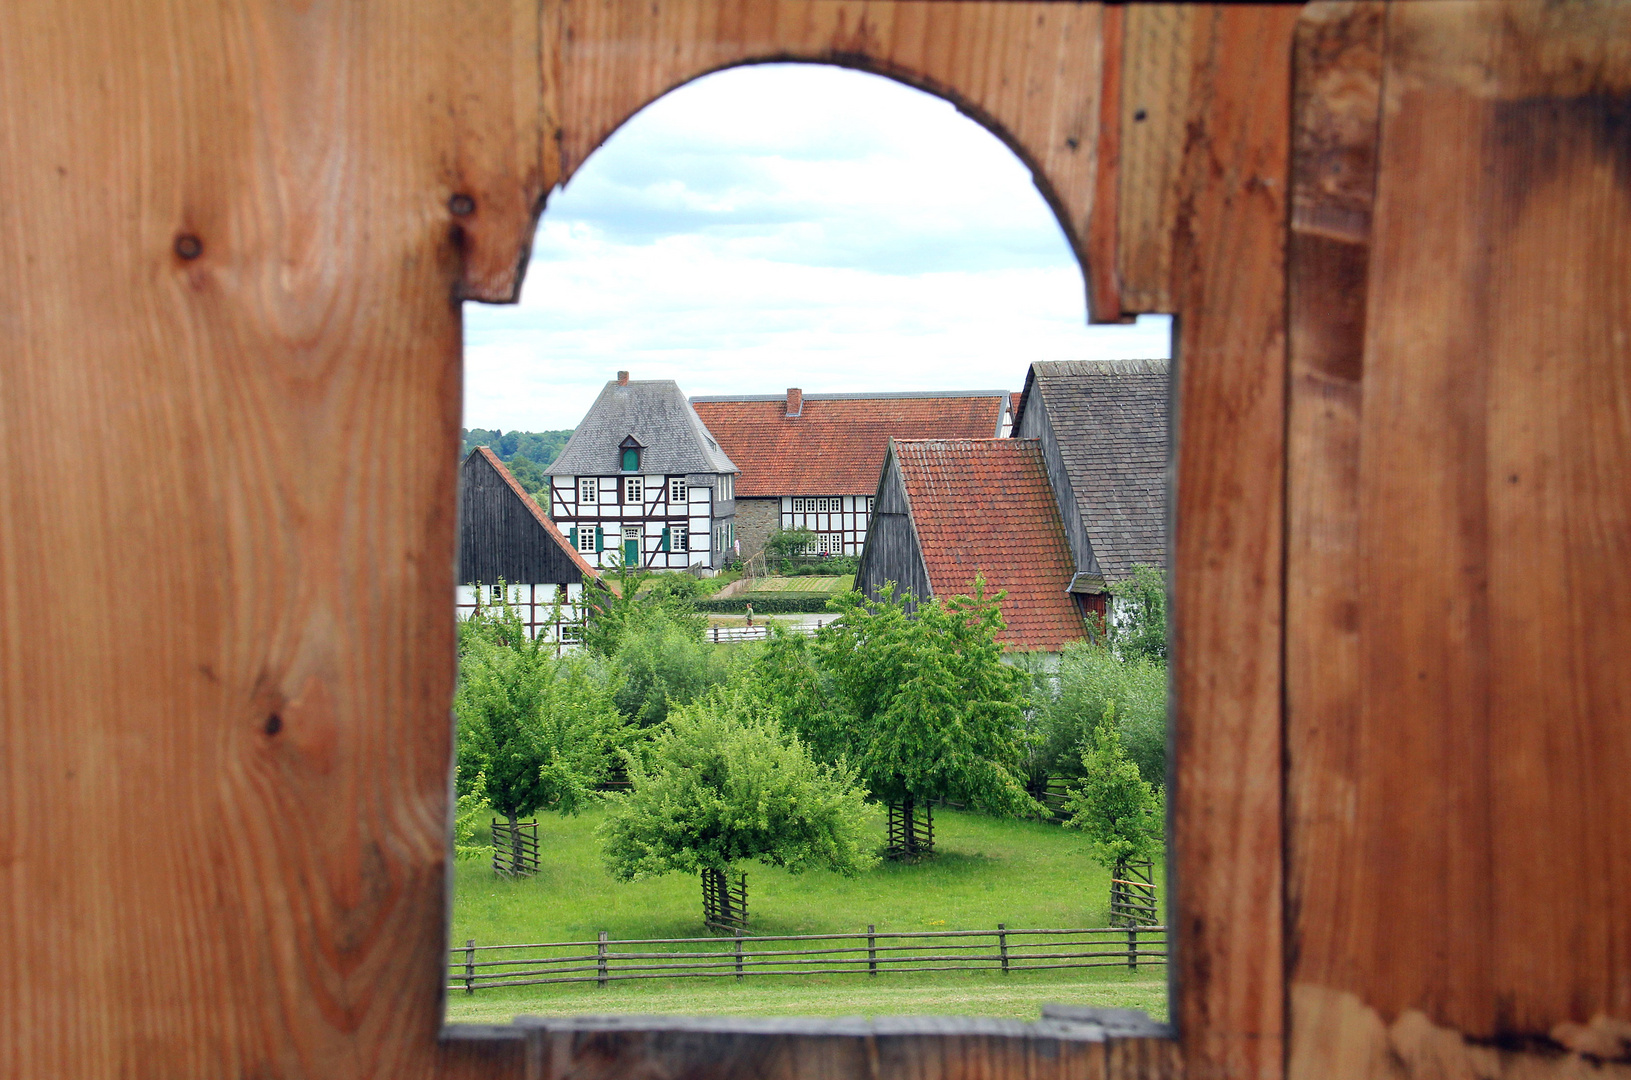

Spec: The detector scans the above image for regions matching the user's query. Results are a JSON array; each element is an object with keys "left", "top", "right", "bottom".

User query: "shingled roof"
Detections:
[
  {"left": 546, "top": 379, "right": 737, "bottom": 477},
  {"left": 1015, "top": 360, "right": 1168, "bottom": 586},
  {"left": 690, "top": 390, "right": 1008, "bottom": 497},
  {"left": 891, "top": 438, "right": 1088, "bottom": 653}
]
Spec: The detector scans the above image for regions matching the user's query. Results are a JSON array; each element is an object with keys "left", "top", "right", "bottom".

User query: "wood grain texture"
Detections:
[
  {"left": 1286, "top": 0, "right": 1631, "bottom": 1070},
  {"left": 0, "top": 2, "right": 542, "bottom": 1077},
  {"left": 1166, "top": 7, "right": 1299, "bottom": 1080},
  {"left": 549, "top": 0, "right": 1115, "bottom": 321},
  {"left": 1116, "top": 4, "right": 1195, "bottom": 314}
]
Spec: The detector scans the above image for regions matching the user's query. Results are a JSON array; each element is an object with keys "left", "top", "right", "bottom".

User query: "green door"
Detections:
[{"left": 622, "top": 527, "right": 639, "bottom": 567}]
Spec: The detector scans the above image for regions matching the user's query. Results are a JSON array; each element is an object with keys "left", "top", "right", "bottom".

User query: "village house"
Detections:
[
  {"left": 690, "top": 388, "right": 1014, "bottom": 560},
  {"left": 457, "top": 447, "right": 600, "bottom": 651},
  {"left": 1010, "top": 359, "right": 1169, "bottom": 619},
  {"left": 855, "top": 437, "right": 1089, "bottom": 655},
  {"left": 545, "top": 373, "right": 739, "bottom": 571}
]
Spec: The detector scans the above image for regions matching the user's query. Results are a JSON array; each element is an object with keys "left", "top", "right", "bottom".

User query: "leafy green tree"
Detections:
[
  {"left": 503, "top": 452, "right": 547, "bottom": 496},
  {"left": 456, "top": 595, "right": 626, "bottom": 840},
  {"left": 1035, "top": 640, "right": 1167, "bottom": 788},
  {"left": 583, "top": 562, "right": 707, "bottom": 656},
  {"left": 599, "top": 687, "right": 877, "bottom": 928},
  {"left": 1063, "top": 712, "right": 1164, "bottom": 869},
  {"left": 811, "top": 580, "right": 1040, "bottom": 856},
  {"left": 611, "top": 613, "right": 728, "bottom": 726},
  {"left": 1108, "top": 564, "right": 1167, "bottom": 663},
  {"left": 764, "top": 527, "right": 816, "bottom": 560}
]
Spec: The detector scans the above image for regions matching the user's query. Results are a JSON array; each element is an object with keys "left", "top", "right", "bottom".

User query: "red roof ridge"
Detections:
[{"left": 474, "top": 447, "right": 600, "bottom": 581}]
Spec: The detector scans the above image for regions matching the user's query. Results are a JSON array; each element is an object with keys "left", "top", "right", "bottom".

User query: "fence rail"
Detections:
[
  {"left": 449, "top": 924, "right": 1166, "bottom": 993},
  {"left": 707, "top": 619, "right": 835, "bottom": 643}
]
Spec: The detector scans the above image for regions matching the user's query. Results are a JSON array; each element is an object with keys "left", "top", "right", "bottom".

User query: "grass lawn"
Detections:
[
  {"left": 736, "top": 575, "right": 854, "bottom": 595},
  {"left": 447, "top": 806, "right": 1166, "bottom": 1023}
]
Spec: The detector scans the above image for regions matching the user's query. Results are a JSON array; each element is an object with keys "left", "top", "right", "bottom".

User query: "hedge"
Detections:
[{"left": 694, "top": 593, "right": 838, "bottom": 614}]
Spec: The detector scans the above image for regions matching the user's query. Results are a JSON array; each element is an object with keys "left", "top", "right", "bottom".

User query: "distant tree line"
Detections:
[{"left": 462, "top": 428, "right": 574, "bottom": 497}]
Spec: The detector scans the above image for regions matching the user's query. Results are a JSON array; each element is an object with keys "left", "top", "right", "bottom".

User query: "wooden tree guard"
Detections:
[
  {"left": 886, "top": 796, "right": 934, "bottom": 860},
  {"left": 490, "top": 819, "right": 540, "bottom": 877},
  {"left": 701, "top": 868, "right": 748, "bottom": 933},
  {"left": 1109, "top": 857, "right": 1159, "bottom": 928}
]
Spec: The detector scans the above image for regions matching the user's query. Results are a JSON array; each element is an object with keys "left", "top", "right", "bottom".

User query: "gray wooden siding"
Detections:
[
  {"left": 1016, "top": 392, "right": 1100, "bottom": 582},
  {"left": 458, "top": 453, "right": 586, "bottom": 586},
  {"left": 855, "top": 450, "right": 932, "bottom": 608}
]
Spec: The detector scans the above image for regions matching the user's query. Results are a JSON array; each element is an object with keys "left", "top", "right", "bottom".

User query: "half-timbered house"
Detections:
[
  {"left": 690, "top": 388, "right": 1013, "bottom": 560},
  {"left": 545, "top": 373, "right": 739, "bottom": 571},
  {"left": 1011, "top": 359, "right": 1168, "bottom": 620},
  {"left": 856, "top": 438, "right": 1089, "bottom": 655},
  {"left": 457, "top": 447, "right": 600, "bottom": 651}
]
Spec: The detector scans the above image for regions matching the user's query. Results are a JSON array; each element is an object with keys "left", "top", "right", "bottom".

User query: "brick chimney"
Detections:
[
  {"left": 617, "top": 370, "right": 629, "bottom": 386},
  {"left": 785, "top": 387, "right": 803, "bottom": 419}
]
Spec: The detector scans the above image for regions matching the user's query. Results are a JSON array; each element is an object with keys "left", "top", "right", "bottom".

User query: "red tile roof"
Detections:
[
  {"left": 476, "top": 447, "right": 600, "bottom": 581},
  {"left": 691, "top": 392, "right": 1007, "bottom": 497},
  {"left": 893, "top": 438, "right": 1088, "bottom": 653}
]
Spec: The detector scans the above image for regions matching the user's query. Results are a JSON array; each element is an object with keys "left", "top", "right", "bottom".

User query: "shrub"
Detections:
[
  {"left": 764, "top": 527, "right": 817, "bottom": 560},
  {"left": 1108, "top": 564, "right": 1167, "bottom": 664},
  {"left": 1035, "top": 640, "right": 1167, "bottom": 788}
]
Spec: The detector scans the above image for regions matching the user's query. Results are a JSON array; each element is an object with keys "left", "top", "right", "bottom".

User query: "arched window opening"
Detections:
[{"left": 453, "top": 63, "right": 1173, "bottom": 1027}]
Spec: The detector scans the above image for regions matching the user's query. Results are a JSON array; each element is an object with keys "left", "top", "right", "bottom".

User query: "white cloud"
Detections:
[{"left": 463, "top": 63, "right": 1170, "bottom": 431}]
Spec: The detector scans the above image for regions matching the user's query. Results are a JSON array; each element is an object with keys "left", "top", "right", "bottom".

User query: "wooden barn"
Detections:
[
  {"left": 690, "top": 388, "right": 1013, "bottom": 560},
  {"left": 1011, "top": 359, "right": 1169, "bottom": 619},
  {"left": 457, "top": 447, "right": 598, "bottom": 650},
  {"left": 857, "top": 438, "right": 1090, "bottom": 655},
  {"left": 5, "top": 5, "right": 1629, "bottom": 1080}
]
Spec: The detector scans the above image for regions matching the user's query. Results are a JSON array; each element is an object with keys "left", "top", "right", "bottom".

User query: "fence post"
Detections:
[
  {"left": 712, "top": 626, "right": 718, "bottom": 643},
  {"left": 867, "top": 924, "right": 877, "bottom": 977},
  {"left": 998, "top": 923, "right": 1009, "bottom": 975},
  {"left": 1127, "top": 926, "right": 1137, "bottom": 971},
  {"left": 465, "top": 938, "right": 475, "bottom": 995},
  {"left": 598, "top": 931, "right": 609, "bottom": 987},
  {"left": 734, "top": 929, "right": 744, "bottom": 981}
]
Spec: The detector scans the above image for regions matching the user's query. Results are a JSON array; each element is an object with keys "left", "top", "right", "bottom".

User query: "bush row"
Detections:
[{"left": 694, "top": 594, "right": 837, "bottom": 614}]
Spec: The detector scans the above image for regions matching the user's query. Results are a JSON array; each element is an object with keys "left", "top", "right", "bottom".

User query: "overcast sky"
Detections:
[{"left": 462, "top": 63, "right": 1171, "bottom": 432}]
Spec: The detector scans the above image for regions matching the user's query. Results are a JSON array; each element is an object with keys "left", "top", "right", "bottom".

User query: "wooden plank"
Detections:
[
  {"left": 0, "top": 2, "right": 542, "bottom": 1077},
  {"left": 1285, "top": 0, "right": 1384, "bottom": 1016},
  {"left": 548, "top": 0, "right": 1110, "bottom": 319},
  {"left": 1116, "top": 4, "right": 1195, "bottom": 314},
  {"left": 1167, "top": 7, "right": 1300, "bottom": 1080},
  {"left": 1286, "top": 0, "right": 1631, "bottom": 1074}
]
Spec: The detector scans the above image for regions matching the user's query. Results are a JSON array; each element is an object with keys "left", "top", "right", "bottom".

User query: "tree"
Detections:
[
  {"left": 1034, "top": 639, "right": 1167, "bottom": 788},
  {"left": 610, "top": 612, "right": 728, "bottom": 726},
  {"left": 456, "top": 595, "right": 626, "bottom": 869},
  {"left": 812, "top": 580, "right": 1040, "bottom": 858},
  {"left": 1063, "top": 712, "right": 1164, "bottom": 870},
  {"left": 582, "top": 561, "right": 708, "bottom": 656},
  {"left": 1108, "top": 564, "right": 1167, "bottom": 664},
  {"left": 598, "top": 686, "right": 876, "bottom": 930}
]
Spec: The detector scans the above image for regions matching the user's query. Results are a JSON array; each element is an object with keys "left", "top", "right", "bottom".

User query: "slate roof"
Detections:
[
  {"left": 475, "top": 448, "right": 600, "bottom": 580},
  {"left": 892, "top": 438, "right": 1088, "bottom": 653},
  {"left": 690, "top": 390, "right": 1009, "bottom": 497},
  {"left": 546, "top": 380, "right": 738, "bottom": 477},
  {"left": 1017, "top": 359, "right": 1168, "bottom": 584}
]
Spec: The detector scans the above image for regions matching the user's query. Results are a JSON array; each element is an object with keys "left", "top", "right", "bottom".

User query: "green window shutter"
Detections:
[
  {"left": 595, "top": 526, "right": 604, "bottom": 552},
  {"left": 660, "top": 528, "right": 670, "bottom": 552},
  {"left": 621, "top": 448, "right": 638, "bottom": 471},
  {"left": 569, "top": 526, "right": 578, "bottom": 548}
]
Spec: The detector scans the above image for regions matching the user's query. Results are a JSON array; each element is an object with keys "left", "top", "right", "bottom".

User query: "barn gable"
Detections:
[
  {"left": 459, "top": 447, "right": 597, "bottom": 587},
  {"left": 856, "top": 438, "right": 1088, "bottom": 653}
]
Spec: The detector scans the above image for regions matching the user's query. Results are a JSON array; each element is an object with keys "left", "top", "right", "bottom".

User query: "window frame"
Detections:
[
  {"left": 624, "top": 475, "right": 643, "bottom": 504},
  {"left": 579, "top": 477, "right": 597, "bottom": 504}
]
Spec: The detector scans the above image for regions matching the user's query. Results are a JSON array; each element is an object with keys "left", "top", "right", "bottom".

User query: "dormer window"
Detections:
[{"left": 619, "top": 435, "right": 643, "bottom": 472}]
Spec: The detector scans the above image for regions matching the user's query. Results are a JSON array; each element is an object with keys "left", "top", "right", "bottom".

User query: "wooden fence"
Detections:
[
  {"left": 707, "top": 619, "right": 833, "bottom": 643},
  {"left": 449, "top": 924, "right": 1166, "bottom": 993}
]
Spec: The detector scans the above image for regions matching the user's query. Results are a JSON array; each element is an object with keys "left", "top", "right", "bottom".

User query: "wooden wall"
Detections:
[
  {"left": 0, "top": 3, "right": 1625, "bottom": 1080},
  {"left": 459, "top": 452, "right": 588, "bottom": 587}
]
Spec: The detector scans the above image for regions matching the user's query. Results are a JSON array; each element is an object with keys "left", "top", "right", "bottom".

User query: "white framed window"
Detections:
[
  {"left": 672, "top": 526, "right": 688, "bottom": 552},
  {"left": 719, "top": 474, "right": 733, "bottom": 501},
  {"left": 669, "top": 477, "right": 687, "bottom": 503},
  {"left": 819, "top": 532, "right": 843, "bottom": 554},
  {"left": 579, "top": 477, "right": 597, "bottom": 504},
  {"left": 624, "top": 475, "right": 643, "bottom": 503},
  {"left": 576, "top": 527, "right": 597, "bottom": 553}
]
